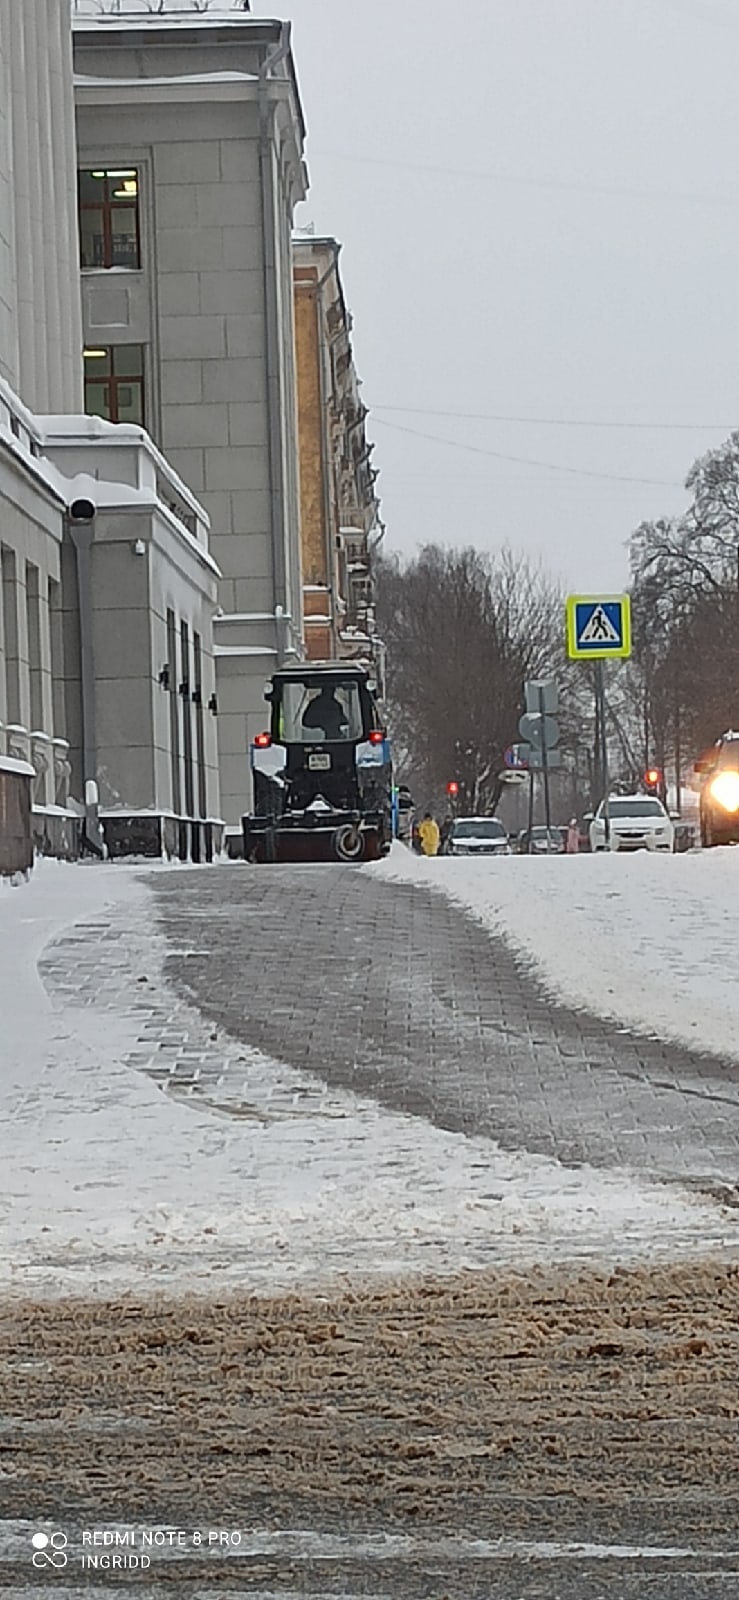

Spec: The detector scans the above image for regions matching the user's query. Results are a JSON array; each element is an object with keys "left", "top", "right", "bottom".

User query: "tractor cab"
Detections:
[{"left": 243, "top": 662, "right": 393, "bottom": 862}]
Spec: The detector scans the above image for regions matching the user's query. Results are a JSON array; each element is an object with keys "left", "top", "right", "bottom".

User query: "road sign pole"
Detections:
[
  {"left": 595, "top": 660, "right": 610, "bottom": 845},
  {"left": 526, "top": 764, "right": 535, "bottom": 850},
  {"left": 539, "top": 684, "right": 553, "bottom": 836}
]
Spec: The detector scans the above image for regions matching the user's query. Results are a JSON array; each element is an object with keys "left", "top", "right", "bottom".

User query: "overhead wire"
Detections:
[
  {"left": 371, "top": 417, "right": 682, "bottom": 488},
  {"left": 369, "top": 404, "right": 734, "bottom": 433},
  {"left": 310, "top": 146, "right": 739, "bottom": 211}
]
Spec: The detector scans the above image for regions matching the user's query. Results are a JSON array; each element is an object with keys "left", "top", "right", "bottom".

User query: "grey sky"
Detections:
[{"left": 252, "top": 0, "right": 739, "bottom": 589}]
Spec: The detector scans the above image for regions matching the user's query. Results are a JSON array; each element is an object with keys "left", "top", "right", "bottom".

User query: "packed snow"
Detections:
[
  {"left": 374, "top": 845, "right": 739, "bottom": 1063},
  {"left": 1, "top": 856, "right": 738, "bottom": 1298}
]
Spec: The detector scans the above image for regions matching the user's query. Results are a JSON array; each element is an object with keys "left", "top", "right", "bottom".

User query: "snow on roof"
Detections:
[{"left": 74, "top": 1, "right": 251, "bottom": 19}]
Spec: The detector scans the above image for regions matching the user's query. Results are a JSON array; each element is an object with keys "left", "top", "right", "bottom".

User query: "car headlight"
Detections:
[{"left": 709, "top": 771, "right": 739, "bottom": 813}]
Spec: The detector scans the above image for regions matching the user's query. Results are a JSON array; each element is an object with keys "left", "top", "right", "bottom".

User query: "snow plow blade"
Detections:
[{"left": 242, "top": 816, "right": 384, "bottom": 865}]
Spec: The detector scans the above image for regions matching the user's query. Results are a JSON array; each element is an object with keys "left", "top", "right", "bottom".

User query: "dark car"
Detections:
[
  {"left": 447, "top": 817, "right": 511, "bottom": 857},
  {"left": 696, "top": 732, "right": 739, "bottom": 847},
  {"left": 518, "top": 826, "right": 566, "bottom": 855}
]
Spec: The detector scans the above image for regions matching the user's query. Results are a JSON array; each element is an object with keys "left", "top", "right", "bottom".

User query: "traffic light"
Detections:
[
  {"left": 446, "top": 780, "right": 459, "bottom": 797},
  {"left": 644, "top": 766, "right": 662, "bottom": 790}
]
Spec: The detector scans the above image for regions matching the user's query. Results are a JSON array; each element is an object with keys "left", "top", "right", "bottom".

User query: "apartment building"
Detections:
[{"left": 293, "top": 236, "right": 385, "bottom": 681}]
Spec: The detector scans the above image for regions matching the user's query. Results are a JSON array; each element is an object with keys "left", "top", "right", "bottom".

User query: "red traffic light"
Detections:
[
  {"left": 644, "top": 766, "right": 662, "bottom": 788},
  {"left": 446, "top": 780, "right": 459, "bottom": 797}
]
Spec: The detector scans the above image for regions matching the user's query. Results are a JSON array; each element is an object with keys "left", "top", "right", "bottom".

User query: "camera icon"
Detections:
[{"left": 32, "top": 1531, "right": 68, "bottom": 1569}]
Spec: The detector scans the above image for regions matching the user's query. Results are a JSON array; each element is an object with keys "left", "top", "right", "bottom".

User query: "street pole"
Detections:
[
  {"left": 592, "top": 666, "right": 602, "bottom": 804},
  {"left": 595, "top": 660, "right": 610, "bottom": 846},
  {"left": 526, "top": 764, "right": 535, "bottom": 850},
  {"left": 674, "top": 679, "right": 682, "bottom": 818},
  {"left": 539, "top": 683, "right": 552, "bottom": 836}
]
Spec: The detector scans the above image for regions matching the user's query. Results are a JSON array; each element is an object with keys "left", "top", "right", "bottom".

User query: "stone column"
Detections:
[
  {"left": 0, "top": 0, "right": 19, "bottom": 393},
  {"left": 37, "top": 3, "right": 65, "bottom": 410},
  {"left": 6, "top": 0, "right": 82, "bottom": 412},
  {"left": 52, "top": 0, "right": 83, "bottom": 409},
  {"left": 9, "top": 4, "right": 37, "bottom": 409}
]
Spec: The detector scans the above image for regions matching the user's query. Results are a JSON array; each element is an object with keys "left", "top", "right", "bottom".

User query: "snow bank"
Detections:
[{"left": 373, "top": 846, "right": 739, "bottom": 1061}]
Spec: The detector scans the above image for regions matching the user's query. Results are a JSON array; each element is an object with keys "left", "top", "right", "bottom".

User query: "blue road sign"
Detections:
[{"left": 566, "top": 594, "right": 631, "bottom": 660}]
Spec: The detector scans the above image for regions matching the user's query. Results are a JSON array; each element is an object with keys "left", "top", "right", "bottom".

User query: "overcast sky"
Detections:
[{"left": 252, "top": 0, "right": 739, "bottom": 590}]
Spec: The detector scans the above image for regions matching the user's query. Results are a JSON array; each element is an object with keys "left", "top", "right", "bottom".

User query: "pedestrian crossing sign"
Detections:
[{"left": 565, "top": 594, "right": 631, "bottom": 660}]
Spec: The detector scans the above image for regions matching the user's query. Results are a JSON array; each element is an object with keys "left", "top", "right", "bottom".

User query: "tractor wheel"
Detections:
[{"left": 331, "top": 823, "right": 366, "bottom": 863}]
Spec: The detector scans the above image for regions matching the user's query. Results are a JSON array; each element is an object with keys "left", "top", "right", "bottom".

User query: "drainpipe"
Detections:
[{"left": 258, "top": 22, "right": 293, "bottom": 665}]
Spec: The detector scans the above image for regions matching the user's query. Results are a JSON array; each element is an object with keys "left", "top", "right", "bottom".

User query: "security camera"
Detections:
[{"left": 68, "top": 498, "right": 95, "bottom": 523}]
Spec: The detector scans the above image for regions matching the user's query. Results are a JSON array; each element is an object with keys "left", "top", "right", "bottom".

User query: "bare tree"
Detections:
[
  {"left": 629, "top": 431, "right": 739, "bottom": 769},
  {"left": 376, "top": 545, "right": 563, "bottom": 813}
]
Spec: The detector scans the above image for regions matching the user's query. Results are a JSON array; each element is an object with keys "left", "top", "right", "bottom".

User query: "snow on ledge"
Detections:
[{"left": 0, "top": 755, "right": 35, "bottom": 778}]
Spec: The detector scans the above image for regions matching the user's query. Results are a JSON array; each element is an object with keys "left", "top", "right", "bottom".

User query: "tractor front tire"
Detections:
[{"left": 331, "top": 824, "right": 366, "bottom": 863}]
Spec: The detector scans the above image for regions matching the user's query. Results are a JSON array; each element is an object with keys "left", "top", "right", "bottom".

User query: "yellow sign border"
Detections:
[{"left": 565, "top": 594, "right": 631, "bottom": 660}]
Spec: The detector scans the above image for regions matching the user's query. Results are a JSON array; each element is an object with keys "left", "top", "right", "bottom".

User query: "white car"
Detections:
[
  {"left": 446, "top": 816, "right": 511, "bottom": 856},
  {"left": 589, "top": 795, "right": 674, "bottom": 853}
]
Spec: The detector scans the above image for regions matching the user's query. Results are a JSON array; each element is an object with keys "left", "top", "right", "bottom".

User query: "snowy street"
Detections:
[
  {"left": 4, "top": 848, "right": 739, "bottom": 1594},
  {"left": 3, "top": 851, "right": 739, "bottom": 1300}
]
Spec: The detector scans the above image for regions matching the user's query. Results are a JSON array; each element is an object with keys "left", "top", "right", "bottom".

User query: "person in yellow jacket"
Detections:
[{"left": 417, "top": 811, "right": 441, "bottom": 857}]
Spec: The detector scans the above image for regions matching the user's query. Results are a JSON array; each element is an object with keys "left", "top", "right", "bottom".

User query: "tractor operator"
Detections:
[{"left": 302, "top": 686, "right": 348, "bottom": 741}]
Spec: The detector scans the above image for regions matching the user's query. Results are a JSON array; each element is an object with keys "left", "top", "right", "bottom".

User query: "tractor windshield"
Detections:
[{"left": 278, "top": 680, "right": 365, "bottom": 743}]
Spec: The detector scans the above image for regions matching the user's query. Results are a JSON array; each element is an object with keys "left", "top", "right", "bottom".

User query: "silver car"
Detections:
[{"left": 447, "top": 817, "right": 511, "bottom": 856}]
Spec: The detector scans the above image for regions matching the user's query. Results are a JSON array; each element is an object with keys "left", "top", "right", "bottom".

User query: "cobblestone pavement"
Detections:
[
  {"left": 124, "top": 862, "right": 739, "bottom": 1191},
  {"left": 16, "top": 863, "right": 739, "bottom": 1599}
]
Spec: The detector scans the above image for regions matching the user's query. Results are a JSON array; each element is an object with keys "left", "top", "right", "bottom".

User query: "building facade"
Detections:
[
  {"left": 0, "top": 0, "right": 86, "bottom": 866},
  {"left": 72, "top": 0, "right": 308, "bottom": 836},
  {"left": 0, "top": 0, "right": 222, "bottom": 870},
  {"left": 293, "top": 237, "right": 384, "bottom": 681},
  {"left": 0, "top": 0, "right": 83, "bottom": 413}
]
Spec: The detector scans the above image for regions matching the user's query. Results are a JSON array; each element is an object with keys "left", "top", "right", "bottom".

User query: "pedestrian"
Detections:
[
  {"left": 439, "top": 814, "right": 454, "bottom": 854},
  {"left": 565, "top": 817, "right": 580, "bottom": 854},
  {"left": 418, "top": 811, "right": 441, "bottom": 857}
]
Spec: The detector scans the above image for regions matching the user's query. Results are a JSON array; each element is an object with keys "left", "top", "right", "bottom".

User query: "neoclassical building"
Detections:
[
  {"left": 293, "top": 236, "right": 384, "bottom": 680},
  {"left": 0, "top": 0, "right": 222, "bottom": 869},
  {"left": 72, "top": 0, "right": 308, "bottom": 841},
  {"left": 0, "top": 0, "right": 383, "bottom": 870}
]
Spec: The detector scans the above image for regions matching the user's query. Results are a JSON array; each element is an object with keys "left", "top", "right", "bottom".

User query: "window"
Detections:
[
  {"left": 84, "top": 345, "right": 145, "bottom": 425},
  {"left": 277, "top": 680, "right": 364, "bottom": 744},
  {"left": 453, "top": 819, "right": 506, "bottom": 840},
  {"left": 78, "top": 168, "right": 141, "bottom": 270},
  {"left": 26, "top": 563, "right": 43, "bottom": 732},
  {"left": 1, "top": 546, "right": 20, "bottom": 725},
  {"left": 599, "top": 798, "right": 665, "bottom": 818}
]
